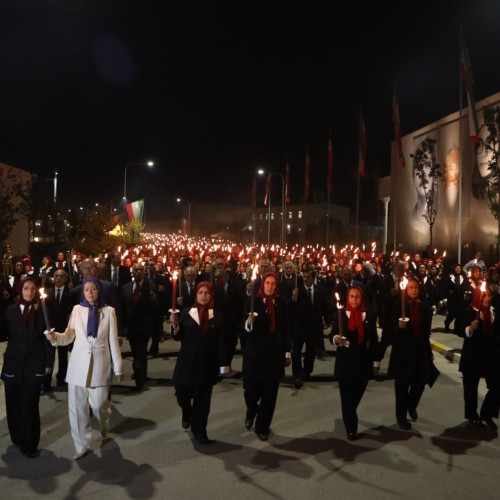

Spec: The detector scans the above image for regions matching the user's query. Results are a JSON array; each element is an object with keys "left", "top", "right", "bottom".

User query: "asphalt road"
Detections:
[{"left": 0, "top": 315, "right": 499, "bottom": 500}]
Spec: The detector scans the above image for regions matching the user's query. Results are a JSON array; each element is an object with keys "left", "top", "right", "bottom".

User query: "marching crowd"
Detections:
[{"left": 1, "top": 242, "right": 500, "bottom": 459}]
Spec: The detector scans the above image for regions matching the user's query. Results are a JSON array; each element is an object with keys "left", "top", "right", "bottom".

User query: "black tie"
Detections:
[
  {"left": 113, "top": 267, "right": 118, "bottom": 286},
  {"left": 56, "top": 288, "right": 61, "bottom": 304},
  {"left": 307, "top": 287, "right": 312, "bottom": 304}
]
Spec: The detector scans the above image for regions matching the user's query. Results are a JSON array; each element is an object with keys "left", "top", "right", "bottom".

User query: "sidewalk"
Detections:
[{"left": 428, "top": 312, "right": 464, "bottom": 364}]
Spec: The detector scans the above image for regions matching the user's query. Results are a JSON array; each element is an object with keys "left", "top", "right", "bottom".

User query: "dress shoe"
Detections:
[
  {"left": 22, "top": 449, "right": 40, "bottom": 458},
  {"left": 481, "top": 417, "right": 498, "bottom": 430},
  {"left": 256, "top": 431, "right": 270, "bottom": 441},
  {"left": 182, "top": 420, "right": 191, "bottom": 430},
  {"left": 293, "top": 377, "right": 303, "bottom": 389},
  {"left": 74, "top": 449, "right": 92, "bottom": 460},
  {"left": 398, "top": 419, "right": 412, "bottom": 430},
  {"left": 245, "top": 416, "right": 255, "bottom": 430},
  {"left": 408, "top": 409, "right": 418, "bottom": 422},
  {"left": 346, "top": 432, "right": 357, "bottom": 441},
  {"left": 468, "top": 418, "right": 486, "bottom": 428},
  {"left": 194, "top": 431, "right": 214, "bottom": 445}
]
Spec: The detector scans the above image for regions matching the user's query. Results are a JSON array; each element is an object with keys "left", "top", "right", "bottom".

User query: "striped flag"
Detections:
[
  {"left": 263, "top": 173, "right": 272, "bottom": 206},
  {"left": 460, "top": 31, "right": 479, "bottom": 142},
  {"left": 358, "top": 108, "right": 366, "bottom": 178},
  {"left": 125, "top": 199, "right": 144, "bottom": 222},
  {"left": 305, "top": 151, "right": 311, "bottom": 200},
  {"left": 393, "top": 82, "right": 406, "bottom": 167},
  {"left": 327, "top": 134, "right": 333, "bottom": 191},
  {"left": 285, "top": 163, "right": 291, "bottom": 203}
]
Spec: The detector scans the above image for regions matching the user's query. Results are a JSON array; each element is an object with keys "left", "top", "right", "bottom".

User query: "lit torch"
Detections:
[
  {"left": 400, "top": 277, "right": 408, "bottom": 320},
  {"left": 39, "top": 288, "right": 52, "bottom": 331},
  {"left": 335, "top": 292, "right": 344, "bottom": 336}
]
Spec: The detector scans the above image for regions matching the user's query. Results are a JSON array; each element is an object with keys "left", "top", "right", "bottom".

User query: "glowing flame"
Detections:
[
  {"left": 39, "top": 288, "right": 47, "bottom": 300},
  {"left": 443, "top": 250, "right": 447, "bottom": 258},
  {"left": 251, "top": 264, "right": 259, "bottom": 281},
  {"left": 400, "top": 277, "right": 408, "bottom": 291},
  {"left": 335, "top": 292, "right": 343, "bottom": 309},
  {"left": 480, "top": 281, "right": 486, "bottom": 293},
  {"left": 172, "top": 270, "right": 178, "bottom": 281}
]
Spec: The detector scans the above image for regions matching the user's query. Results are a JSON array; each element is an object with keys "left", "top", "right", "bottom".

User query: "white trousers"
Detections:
[{"left": 67, "top": 384, "right": 110, "bottom": 454}]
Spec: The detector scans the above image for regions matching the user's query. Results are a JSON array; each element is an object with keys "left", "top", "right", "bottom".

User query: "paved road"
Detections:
[{"left": 1, "top": 315, "right": 499, "bottom": 499}]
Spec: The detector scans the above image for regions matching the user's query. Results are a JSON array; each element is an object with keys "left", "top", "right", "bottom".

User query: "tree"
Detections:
[
  {"left": 410, "top": 137, "right": 442, "bottom": 249},
  {"left": 481, "top": 106, "right": 500, "bottom": 242},
  {"left": 122, "top": 218, "right": 145, "bottom": 245},
  {"left": 0, "top": 168, "right": 33, "bottom": 250}
]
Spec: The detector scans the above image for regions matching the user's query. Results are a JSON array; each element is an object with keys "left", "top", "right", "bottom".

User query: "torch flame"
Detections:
[
  {"left": 173, "top": 270, "right": 178, "bottom": 280},
  {"left": 480, "top": 281, "right": 486, "bottom": 293},
  {"left": 443, "top": 251, "right": 447, "bottom": 258},
  {"left": 400, "top": 277, "right": 408, "bottom": 291},
  {"left": 39, "top": 288, "right": 47, "bottom": 300},
  {"left": 335, "top": 292, "right": 343, "bottom": 309},
  {"left": 251, "top": 264, "right": 259, "bottom": 281}
]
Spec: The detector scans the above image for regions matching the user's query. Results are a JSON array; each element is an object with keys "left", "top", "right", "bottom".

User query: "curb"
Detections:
[{"left": 430, "top": 340, "right": 461, "bottom": 364}]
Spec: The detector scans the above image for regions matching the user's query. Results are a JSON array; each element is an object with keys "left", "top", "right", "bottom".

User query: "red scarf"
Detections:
[
  {"left": 194, "top": 281, "right": 214, "bottom": 334},
  {"left": 409, "top": 298, "right": 421, "bottom": 337},
  {"left": 257, "top": 272, "right": 279, "bottom": 333},
  {"left": 345, "top": 285, "right": 366, "bottom": 343}
]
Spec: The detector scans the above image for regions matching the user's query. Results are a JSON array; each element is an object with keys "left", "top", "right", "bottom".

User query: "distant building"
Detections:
[
  {"left": 389, "top": 91, "right": 500, "bottom": 263},
  {"left": 0, "top": 162, "right": 33, "bottom": 256}
]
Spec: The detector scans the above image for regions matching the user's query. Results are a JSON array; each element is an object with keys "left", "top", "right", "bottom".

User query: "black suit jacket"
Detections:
[
  {"left": 1, "top": 305, "right": 55, "bottom": 384},
  {"left": 46, "top": 285, "right": 72, "bottom": 332},
  {"left": 291, "top": 284, "right": 327, "bottom": 339},
  {"left": 106, "top": 265, "right": 132, "bottom": 290},
  {"left": 121, "top": 279, "right": 157, "bottom": 337}
]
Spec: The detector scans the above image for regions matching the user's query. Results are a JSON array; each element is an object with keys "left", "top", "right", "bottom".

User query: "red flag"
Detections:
[
  {"left": 460, "top": 31, "right": 479, "bottom": 142},
  {"left": 358, "top": 109, "right": 366, "bottom": 178},
  {"left": 264, "top": 173, "right": 271, "bottom": 206},
  {"left": 392, "top": 82, "right": 406, "bottom": 167},
  {"left": 305, "top": 151, "right": 311, "bottom": 200},
  {"left": 327, "top": 136, "right": 333, "bottom": 192},
  {"left": 285, "top": 163, "right": 291, "bottom": 203},
  {"left": 251, "top": 179, "right": 256, "bottom": 209}
]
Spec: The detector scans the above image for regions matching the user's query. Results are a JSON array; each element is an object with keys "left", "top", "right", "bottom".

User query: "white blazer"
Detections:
[{"left": 53, "top": 305, "right": 123, "bottom": 387}]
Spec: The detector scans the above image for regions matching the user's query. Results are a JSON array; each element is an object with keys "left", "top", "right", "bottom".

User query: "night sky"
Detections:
[{"left": 1, "top": 1, "right": 500, "bottom": 223}]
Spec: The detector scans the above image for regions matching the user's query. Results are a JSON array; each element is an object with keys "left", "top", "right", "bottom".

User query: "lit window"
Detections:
[
  {"left": 288, "top": 211, "right": 293, "bottom": 219},
  {"left": 298, "top": 211, "right": 302, "bottom": 219},
  {"left": 271, "top": 213, "right": 275, "bottom": 220}
]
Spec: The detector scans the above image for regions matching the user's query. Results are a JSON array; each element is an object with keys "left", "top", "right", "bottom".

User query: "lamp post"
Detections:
[
  {"left": 258, "top": 169, "right": 285, "bottom": 247},
  {"left": 122, "top": 161, "right": 154, "bottom": 215},
  {"left": 176, "top": 198, "right": 191, "bottom": 235}
]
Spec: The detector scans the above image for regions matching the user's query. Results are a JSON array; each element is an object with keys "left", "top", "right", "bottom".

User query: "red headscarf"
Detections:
[
  {"left": 257, "top": 272, "right": 279, "bottom": 332},
  {"left": 17, "top": 277, "right": 37, "bottom": 332},
  {"left": 345, "top": 285, "right": 366, "bottom": 343},
  {"left": 194, "top": 281, "right": 214, "bottom": 334},
  {"left": 406, "top": 278, "right": 422, "bottom": 337},
  {"left": 471, "top": 286, "right": 492, "bottom": 335}
]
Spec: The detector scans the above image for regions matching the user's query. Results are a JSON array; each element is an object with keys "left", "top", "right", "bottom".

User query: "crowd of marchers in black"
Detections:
[{"left": 1, "top": 246, "right": 500, "bottom": 458}]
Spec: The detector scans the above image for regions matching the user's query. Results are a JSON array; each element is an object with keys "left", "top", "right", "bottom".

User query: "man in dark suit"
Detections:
[
  {"left": 106, "top": 251, "right": 132, "bottom": 292},
  {"left": 354, "top": 262, "right": 380, "bottom": 316},
  {"left": 177, "top": 265, "right": 198, "bottom": 311},
  {"left": 290, "top": 270, "right": 327, "bottom": 388},
  {"left": 45, "top": 269, "right": 72, "bottom": 389},
  {"left": 213, "top": 268, "right": 244, "bottom": 364},
  {"left": 122, "top": 263, "right": 157, "bottom": 390},
  {"left": 279, "top": 260, "right": 298, "bottom": 299}
]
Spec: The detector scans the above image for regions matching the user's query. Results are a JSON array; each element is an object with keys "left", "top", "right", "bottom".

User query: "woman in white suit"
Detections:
[{"left": 46, "top": 277, "right": 124, "bottom": 459}]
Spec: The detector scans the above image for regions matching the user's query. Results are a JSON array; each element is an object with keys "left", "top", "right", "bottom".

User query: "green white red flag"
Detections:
[
  {"left": 126, "top": 199, "right": 144, "bottom": 222},
  {"left": 460, "top": 31, "right": 479, "bottom": 142}
]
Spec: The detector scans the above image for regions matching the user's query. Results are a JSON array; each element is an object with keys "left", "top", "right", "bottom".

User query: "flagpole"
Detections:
[
  {"left": 355, "top": 172, "right": 360, "bottom": 248},
  {"left": 458, "top": 28, "right": 464, "bottom": 264},
  {"left": 326, "top": 189, "right": 330, "bottom": 248},
  {"left": 268, "top": 184, "right": 271, "bottom": 247}
]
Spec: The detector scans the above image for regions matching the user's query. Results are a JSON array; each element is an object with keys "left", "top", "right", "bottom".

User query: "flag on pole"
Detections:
[
  {"left": 460, "top": 31, "right": 479, "bottom": 142},
  {"left": 125, "top": 199, "right": 145, "bottom": 222},
  {"left": 358, "top": 108, "right": 366, "bottom": 178},
  {"left": 392, "top": 82, "right": 406, "bottom": 167},
  {"left": 264, "top": 173, "right": 272, "bottom": 206},
  {"left": 327, "top": 134, "right": 333, "bottom": 191},
  {"left": 251, "top": 179, "right": 256, "bottom": 208},
  {"left": 305, "top": 150, "right": 311, "bottom": 200},
  {"left": 285, "top": 163, "right": 291, "bottom": 203}
]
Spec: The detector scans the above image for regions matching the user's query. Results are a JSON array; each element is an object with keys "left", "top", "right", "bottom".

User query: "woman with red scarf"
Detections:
[
  {"left": 460, "top": 286, "right": 500, "bottom": 429},
  {"left": 243, "top": 272, "right": 291, "bottom": 441},
  {"left": 388, "top": 278, "right": 437, "bottom": 430},
  {"left": 170, "top": 282, "right": 230, "bottom": 445},
  {"left": 1, "top": 277, "right": 54, "bottom": 457},
  {"left": 330, "top": 286, "right": 378, "bottom": 440}
]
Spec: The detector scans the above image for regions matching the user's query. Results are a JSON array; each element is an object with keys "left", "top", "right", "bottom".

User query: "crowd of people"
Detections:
[{"left": 1, "top": 238, "right": 499, "bottom": 458}]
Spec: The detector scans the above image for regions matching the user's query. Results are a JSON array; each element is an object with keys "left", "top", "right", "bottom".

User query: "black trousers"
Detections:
[
  {"left": 175, "top": 383, "right": 213, "bottom": 434},
  {"left": 375, "top": 327, "right": 394, "bottom": 362},
  {"left": 292, "top": 334, "right": 316, "bottom": 378},
  {"left": 394, "top": 378, "right": 425, "bottom": 421},
  {"left": 149, "top": 314, "right": 164, "bottom": 354},
  {"left": 338, "top": 378, "right": 368, "bottom": 435},
  {"left": 462, "top": 372, "right": 500, "bottom": 420},
  {"left": 129, "top": 334, "right": 150, "bottom": 383},
  {"left": 243, "top": 378, "right": 280, "bottom": 434},
  {"left": 4, "top": 382, "right": 42, "bottom": 453}
]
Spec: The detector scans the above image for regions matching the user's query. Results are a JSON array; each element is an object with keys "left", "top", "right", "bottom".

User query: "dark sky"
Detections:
[{"left": 1, "top": 1, "right": 500, "bottom": 222}]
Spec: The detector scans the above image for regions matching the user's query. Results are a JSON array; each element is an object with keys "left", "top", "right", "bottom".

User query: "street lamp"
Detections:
[
  {"left": 176, "top": 197, "right": 191, "bottom": 236},
  {"left": 123, "top": 160, "right": 154, "bottom": 204},
  {"left": 258, "top": 169, "right": 286, "bottom": 247}
]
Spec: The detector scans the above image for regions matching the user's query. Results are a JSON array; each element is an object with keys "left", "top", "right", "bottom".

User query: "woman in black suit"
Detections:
[
  {"left": 170, "top": 281, "right": 230, "bottom": 445},
  {"left": 388, "top": 278, "right": 436, "bottom": 430},
  {"left": 1, "top": 277, "right": 54, "bottom": 457},
  {"left": 243, "top": 272, "right": 291, "bottom": 441},
  {"left": 330, "top": 286, "right": 378, "bottom": 440},
  {"left": 460, "top": 286, "right": 500, "bottom": 428}
]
